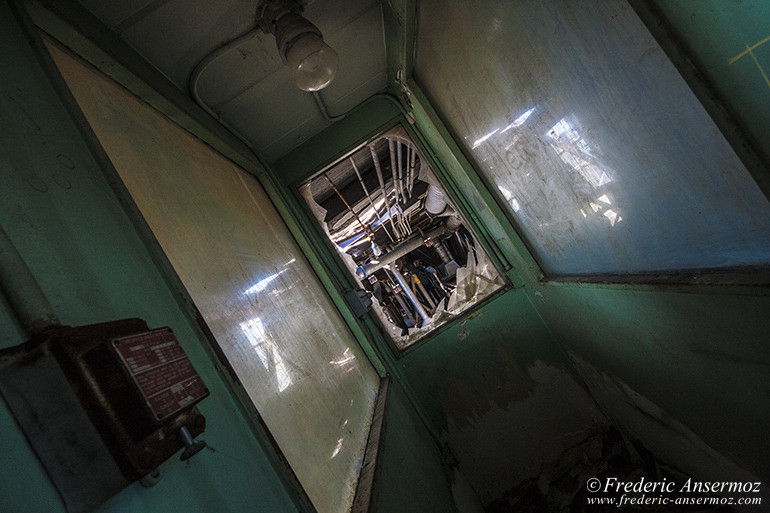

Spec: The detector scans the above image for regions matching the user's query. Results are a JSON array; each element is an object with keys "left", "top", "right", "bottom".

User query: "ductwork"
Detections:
[
  {"left": 424, "top": 184, "right": 447, "bottom": 215},
  {"left": 360, "top": 225, "right": 446, "bottom": 275}
]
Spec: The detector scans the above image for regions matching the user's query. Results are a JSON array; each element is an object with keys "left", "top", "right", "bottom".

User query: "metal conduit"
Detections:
[
  {"left": 387, "top": 264, "right": 430, "bottom": 328},
  {"left": 350, "top": 157, "right": 393, "bottom": 243},
  {"left": 370, "top": 145, "right": 400, "bottom": 240},
  {"left": 388, "top": 138, "right": 399, "bottom": 205},
  {"left": 396, "top": 140, "right": 403, "bottom": 202},
  {"left": 0, "top": 224, "right": 59, "bottom": 335},
  {"left": 361, "top": 225, "right": 446, "bottom": 275}
]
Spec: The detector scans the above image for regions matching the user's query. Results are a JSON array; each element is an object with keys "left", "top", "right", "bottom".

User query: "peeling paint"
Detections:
[
  {"left": 439, "top": 358, "right": 609, "bottom": 504},
  {"left": 437, "top": 342, "right": 535, "bottom": 429},
  {"left": 567, "top": 351, "right": 769, "bottom": 512}
]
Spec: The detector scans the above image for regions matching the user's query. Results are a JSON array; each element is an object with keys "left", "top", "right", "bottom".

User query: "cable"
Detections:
[{"left": 312, "top": 91, "right": 346, "bottom": 122}]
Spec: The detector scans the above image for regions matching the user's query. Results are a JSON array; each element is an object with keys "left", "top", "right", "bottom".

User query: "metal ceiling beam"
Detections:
[{"left": 381, "top": 0, "right": 417, "bottom": 91}]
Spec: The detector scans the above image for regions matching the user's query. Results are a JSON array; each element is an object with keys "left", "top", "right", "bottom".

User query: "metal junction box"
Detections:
[{"left": 0, "top": 318, "right": 209, "bottom": 513}]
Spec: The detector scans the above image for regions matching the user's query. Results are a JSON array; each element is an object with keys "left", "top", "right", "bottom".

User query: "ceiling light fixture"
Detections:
[{"left": 257, "top": 0, "right": 339, "bottom": 92}]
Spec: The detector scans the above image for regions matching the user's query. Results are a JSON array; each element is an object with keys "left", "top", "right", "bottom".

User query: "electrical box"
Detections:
[{"left": 0, "top": 318, "right": 209, "bottom": 512}]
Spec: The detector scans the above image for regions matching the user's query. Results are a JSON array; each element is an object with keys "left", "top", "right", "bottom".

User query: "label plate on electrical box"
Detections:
[{"left": 112, "top": 328, "right": 208, "bottom": 421}]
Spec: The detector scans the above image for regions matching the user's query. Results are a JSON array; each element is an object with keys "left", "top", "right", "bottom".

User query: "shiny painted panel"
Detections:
[
  {"left": 649, "top": 0, "right": 770, "bottom": 165},
  {"left": 49, "top": 44, "right": 379, "bottom": 513},
  {"left": 415, "top": 0, "right": 770, "bottom": 275}
]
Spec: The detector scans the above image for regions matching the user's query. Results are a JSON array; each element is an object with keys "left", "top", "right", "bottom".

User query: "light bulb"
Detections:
[{"left": 285, "top": 33, "right": 339, "bottom": 91}]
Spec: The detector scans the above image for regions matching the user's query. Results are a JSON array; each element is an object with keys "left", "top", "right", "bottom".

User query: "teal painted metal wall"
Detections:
[
  {"left": 523, "top": 1, "right": 770, "bottom": 488},
  {"left": 392, "top": 289, "right": 607, "bottom": 504},
  {"left": 401, "top": 0, "right": 770, "bottom": 500},
  {"left": 370, "top": 381, "right": 458, "bottom": 513},
  {"left": 5, "top": 0, "right": 770, "bottom": 510},
  {"left": 276, "top": 100, "right": 609, "bottom": 505},
  {"left": 0, "top": 3, "right": 300, "bottom": 512},
  {"left": 530, "top": 284, "right": 770, "bottom": 483},
  {"left": 649, "top": 0, "right": 770, "bottom": 164}
]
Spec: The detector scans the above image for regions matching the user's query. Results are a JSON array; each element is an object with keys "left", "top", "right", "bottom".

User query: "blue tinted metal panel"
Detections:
[{"left": 415, "top": 0, "right": 770, "bottom": 275}]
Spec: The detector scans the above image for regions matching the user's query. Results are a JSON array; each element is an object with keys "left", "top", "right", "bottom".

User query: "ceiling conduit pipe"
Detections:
[
  {"left": 370, "top": 145, "right": 401, "bottom": 240},
  {"left": 388, "top": 139, "right": 408, "bottom": 238},
  {"left": 0, "top": 224, "right": 59, "bottom": 337},
  {"left": 388, "top": 138, "right": 399, "bottom": 205},
  {"left": 396, "top": 140, "right": 404, "bottom": 203},
  {"left": 350, "top": 157, "right": 393, "bottom": 243},
  {"left": 407, "top": 146, "right": 416, "bottom": 198},
  {"left": 312, "top": 91, "right": 346, "bottom": 122},
  {"left": 360, "top": 225, "right": 446, "bottom": 275},
  {"left": 387, "top": 264, "right": 430, "bottom": 328}
]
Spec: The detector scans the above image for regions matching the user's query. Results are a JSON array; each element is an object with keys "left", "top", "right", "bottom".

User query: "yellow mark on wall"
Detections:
[
  {"left": 729, "top": 36, "right": 770, "bottom": 90},
  {"left": 728, "top": 35, "right": 770, "bottom": 64}
]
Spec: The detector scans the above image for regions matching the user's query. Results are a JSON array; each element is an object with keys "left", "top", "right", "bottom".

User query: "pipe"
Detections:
[
  {"left": 396, "top": 139, "right": 404, "bottom": 202},
  {"left": 360, "top": 225, "right": 445, "bottom": 275},
  {"left": 405, "top": 145, "right": 411, "bottom": 199},
  {"left": 323, "top": 174, "right": 371, "bottom": 238},
  {"left": 445, "top": 214, "right": 463, "bottom": 231},
  {"left": 370, "top": 145, "right": 400, "bottom": 240},
  {"left": 434, "top": 241, "right": 452, "bottom": 265},
  {"left": 189, "top": 28, "right": 261, "bottom": 113},
  {"left": 388, "top": 138, "right": 399, "bottom": 205},
  {"left": 350, "top": 157, "right": 393, "bottom": 243},
  {"left": 389, "top": 139, "right": 410, "bottom": 237},
  {"left": 0, "top": 224, "right": 59, "bottom": 335},
  {"left": 388, "top": 265, "right": 430, "bottom": 328}
]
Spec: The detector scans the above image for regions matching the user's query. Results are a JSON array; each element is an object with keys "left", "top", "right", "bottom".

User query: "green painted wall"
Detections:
[
  {"left": 277, "top": 94, "right": 612, "bottom": 505},
  {"left": 0, "top": 3, "right": 300, "bottom": 512},
  {"left": 531, "top": 285, "right": 770, "bottom": 483},
  {"left": 394, "top": 288, "right": 607, "bottom": 504},
  {"left": 7, "top": 0, "right": 768, "bottom": 510},
  {"left": 522, "top": 0, "right": 770, "bottom": 488},
  {"left": 399, "top": 0, "right": 770, "bottom": 499},
  {"left": 649, "top": 0, "right": 770, "bottom": 164},
  {"left": 370, "top": 381, "right": 458, "bottom": 513}
]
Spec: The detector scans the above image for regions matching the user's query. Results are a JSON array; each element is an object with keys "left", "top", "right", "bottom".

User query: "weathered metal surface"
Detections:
[
  {"left": 49, "top": 320, "right": 207, "bottom": 480},
  {"left": 0, "top": 340, "right": 130, "bottom": 513},
  {"left": 50, "top": 42, "right": 380, "bottom": 513},
  {"left": 350, "top": 378, "right": 389, "bottom": 513},
  {"left": 112, "top": 328, "right": 209, "bottom": 421},
  {"left": 415, "top": 0, "right": 770, "bottom": 275},
  {"left": 1, "top": 3, "right": 302, "bottom": 512},
  {"left": 644, "top": 0, "right": 770, "bottom": 182}
]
